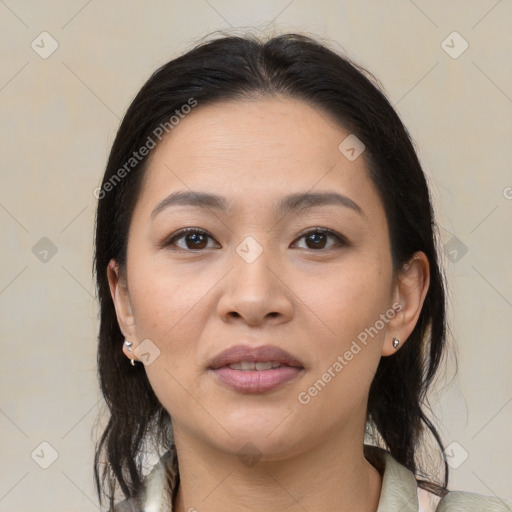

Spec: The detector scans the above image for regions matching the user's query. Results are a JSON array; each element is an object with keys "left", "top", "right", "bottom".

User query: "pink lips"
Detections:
[{"left": 208, "top": 344, "right": 304, "bottom": 393}]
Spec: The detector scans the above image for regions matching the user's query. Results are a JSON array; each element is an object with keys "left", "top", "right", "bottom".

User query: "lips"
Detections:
[
  {"left": 208, "top": 344, "right": 304, "bottom": 393},
  {"left": 208, "top": 344, "right": 304, "bottom": 370}
]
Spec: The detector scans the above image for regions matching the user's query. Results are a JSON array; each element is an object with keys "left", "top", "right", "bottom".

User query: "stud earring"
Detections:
[{"left": 392, "top": 338, "right": 400, "bottom": 349}]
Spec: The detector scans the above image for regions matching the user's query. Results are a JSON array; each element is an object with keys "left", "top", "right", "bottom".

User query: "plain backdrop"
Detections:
[{"left": 0, "top": 1, "right": 511, "bottom": 510}]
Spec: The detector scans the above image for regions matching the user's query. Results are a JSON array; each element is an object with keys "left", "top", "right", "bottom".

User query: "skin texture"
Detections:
[{"left": 108, "top": 95, "right": 430, "bottom": 511}]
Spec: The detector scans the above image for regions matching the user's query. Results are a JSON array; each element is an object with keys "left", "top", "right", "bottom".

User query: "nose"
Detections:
[{"left": 216, "top": 248, "right": 294, "bottom": 327}]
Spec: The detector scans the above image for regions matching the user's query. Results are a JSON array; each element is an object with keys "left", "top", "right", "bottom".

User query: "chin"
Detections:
[
  {"left": 212, "top": 411, "right": 302, "bottom": 456},
  {"left": 218, "top": 432, "right": 300, "bottom": 462}
]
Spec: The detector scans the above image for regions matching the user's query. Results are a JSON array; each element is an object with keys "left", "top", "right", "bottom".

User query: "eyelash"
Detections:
[{"left": 161, "top": 227, "right": 349, "bottom": 252}]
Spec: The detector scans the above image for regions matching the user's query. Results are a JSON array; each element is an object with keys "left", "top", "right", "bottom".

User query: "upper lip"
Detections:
[{"left": 208, "top": 344, "right": 304, "bottom": 370}]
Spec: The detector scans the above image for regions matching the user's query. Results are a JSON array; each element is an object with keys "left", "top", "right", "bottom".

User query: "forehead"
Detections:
[
  {"left": 134, "top": 95, "right": 384, "bottom": 220},
  {"left": 150, "top": 95, "right": 347, "bottom": 169}
]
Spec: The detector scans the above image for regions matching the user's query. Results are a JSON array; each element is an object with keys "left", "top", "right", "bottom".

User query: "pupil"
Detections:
[
  {"left": 308, "top": 233, "right": 326, "bottom": 249},
  {"left": 188, "top": 233, "right": 206, "bottom": 248}
]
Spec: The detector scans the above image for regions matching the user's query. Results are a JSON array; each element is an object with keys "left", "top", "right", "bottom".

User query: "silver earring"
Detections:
[
  {"left": 392, "top": 338, "right": 400, "bottom": 349},
  {"left": 124, "top": 341, "right": 137, "bottom": 366}
]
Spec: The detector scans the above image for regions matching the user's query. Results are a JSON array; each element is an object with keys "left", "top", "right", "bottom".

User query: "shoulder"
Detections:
[
  {"left": 113, "top": 449, "right": 178, "bottom": 512},
  {"left": 436, "top": 490, "right": 512, "bottom": 511},
  {"left": 363, "top": 444, "right": 511, "bottom": 512}
]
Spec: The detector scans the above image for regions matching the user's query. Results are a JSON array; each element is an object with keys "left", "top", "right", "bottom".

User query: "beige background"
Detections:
[{"left": 1, "top": 1, "right": 511, "bottom": 510}]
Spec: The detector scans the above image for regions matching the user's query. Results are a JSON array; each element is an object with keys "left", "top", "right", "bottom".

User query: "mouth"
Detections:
[
  {"left": 225, "top": 361, "right": 292, "bottom": 371},
  {"left": 208, "top": 345, "right": 304, "bottom": 393}
]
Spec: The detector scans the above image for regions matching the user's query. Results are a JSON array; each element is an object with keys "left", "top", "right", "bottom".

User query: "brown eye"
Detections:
[
  {"left": 163, "top": 228, "right": 217, "bottom": 251},
  {"left": 292, "top": 228, "right": 347, "bottom": 251},
  {"left": 162, "top": 227, "right": 348, "bottom": 252}
]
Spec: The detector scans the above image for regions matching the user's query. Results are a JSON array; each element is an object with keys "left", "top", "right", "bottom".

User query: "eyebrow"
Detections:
[{"left": 150, "top": 190, "right": 364, "bottom": 220}]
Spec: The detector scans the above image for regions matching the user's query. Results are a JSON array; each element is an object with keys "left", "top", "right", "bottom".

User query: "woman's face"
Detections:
[{"left": 110, "top": 95, "right": 425, "bottom": 459}]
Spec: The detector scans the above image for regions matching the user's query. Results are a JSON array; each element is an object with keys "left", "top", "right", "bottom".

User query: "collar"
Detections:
[
  {"left": 136, "top": 444, "right": 430, "bottom": 511},
  {"left": 363, "top": 444, "right": 426, "bottom": 512}
]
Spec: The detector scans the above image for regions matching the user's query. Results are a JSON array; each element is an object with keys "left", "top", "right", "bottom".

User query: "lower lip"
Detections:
[{"left": 211, "top": 366, "right": 302, "bottom": 393}]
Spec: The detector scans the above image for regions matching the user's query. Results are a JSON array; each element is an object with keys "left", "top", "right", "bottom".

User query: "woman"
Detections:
[{"left": 93, "top": 32, "right": 511, "bottom": 511}]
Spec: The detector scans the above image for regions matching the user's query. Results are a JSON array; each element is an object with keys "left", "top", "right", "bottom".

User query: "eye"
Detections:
[
  {"left": 162, "top": 228, "right": 218, "bottom": 251},
  {"left": 291, "top": 228, "right": 348, "bottom": 251},
  {"left": 161, "top": 227, "right": 348, "bottom": 252}
]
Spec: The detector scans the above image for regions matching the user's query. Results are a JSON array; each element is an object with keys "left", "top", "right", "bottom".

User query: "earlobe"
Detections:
[
  {"left": 122, "top": 340, "right": 140, "bottom": 366},
  {"left": 107, "top": 259, "right": 137, "bottom": 343},
  {"left": 381, "top": 251, "right": 430, "bottom": 357}
]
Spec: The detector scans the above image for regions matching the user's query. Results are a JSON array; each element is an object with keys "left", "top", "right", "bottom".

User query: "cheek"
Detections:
[
  {"left": 291, "top": 252, "right": 392, "bottom": 405},
  {"left": 129, "top": 261, "right": 210, "bottom": 338},
  {"left": 127, "top": 265, "right": 208, "bottom": 418},
  {"left": 295, "top": 252, "right": 393, "bottom": 342}
]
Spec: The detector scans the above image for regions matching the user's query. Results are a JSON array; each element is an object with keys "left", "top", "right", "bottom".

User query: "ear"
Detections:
[
  {"left": 107, "top": 259, "right": 139, "bottom": 361},
  {"left": 381, "top": 251, "right": 430, "bottom": 356}
]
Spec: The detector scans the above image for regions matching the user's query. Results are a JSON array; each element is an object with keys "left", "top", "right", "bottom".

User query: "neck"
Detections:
[{"left": 171, "top": 427, "right": 382, "bottom": 512}]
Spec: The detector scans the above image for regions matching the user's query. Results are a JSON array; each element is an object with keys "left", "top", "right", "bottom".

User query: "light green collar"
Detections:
[{"left": 364, "top": 444, "right": 423, "bottom": 511}]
